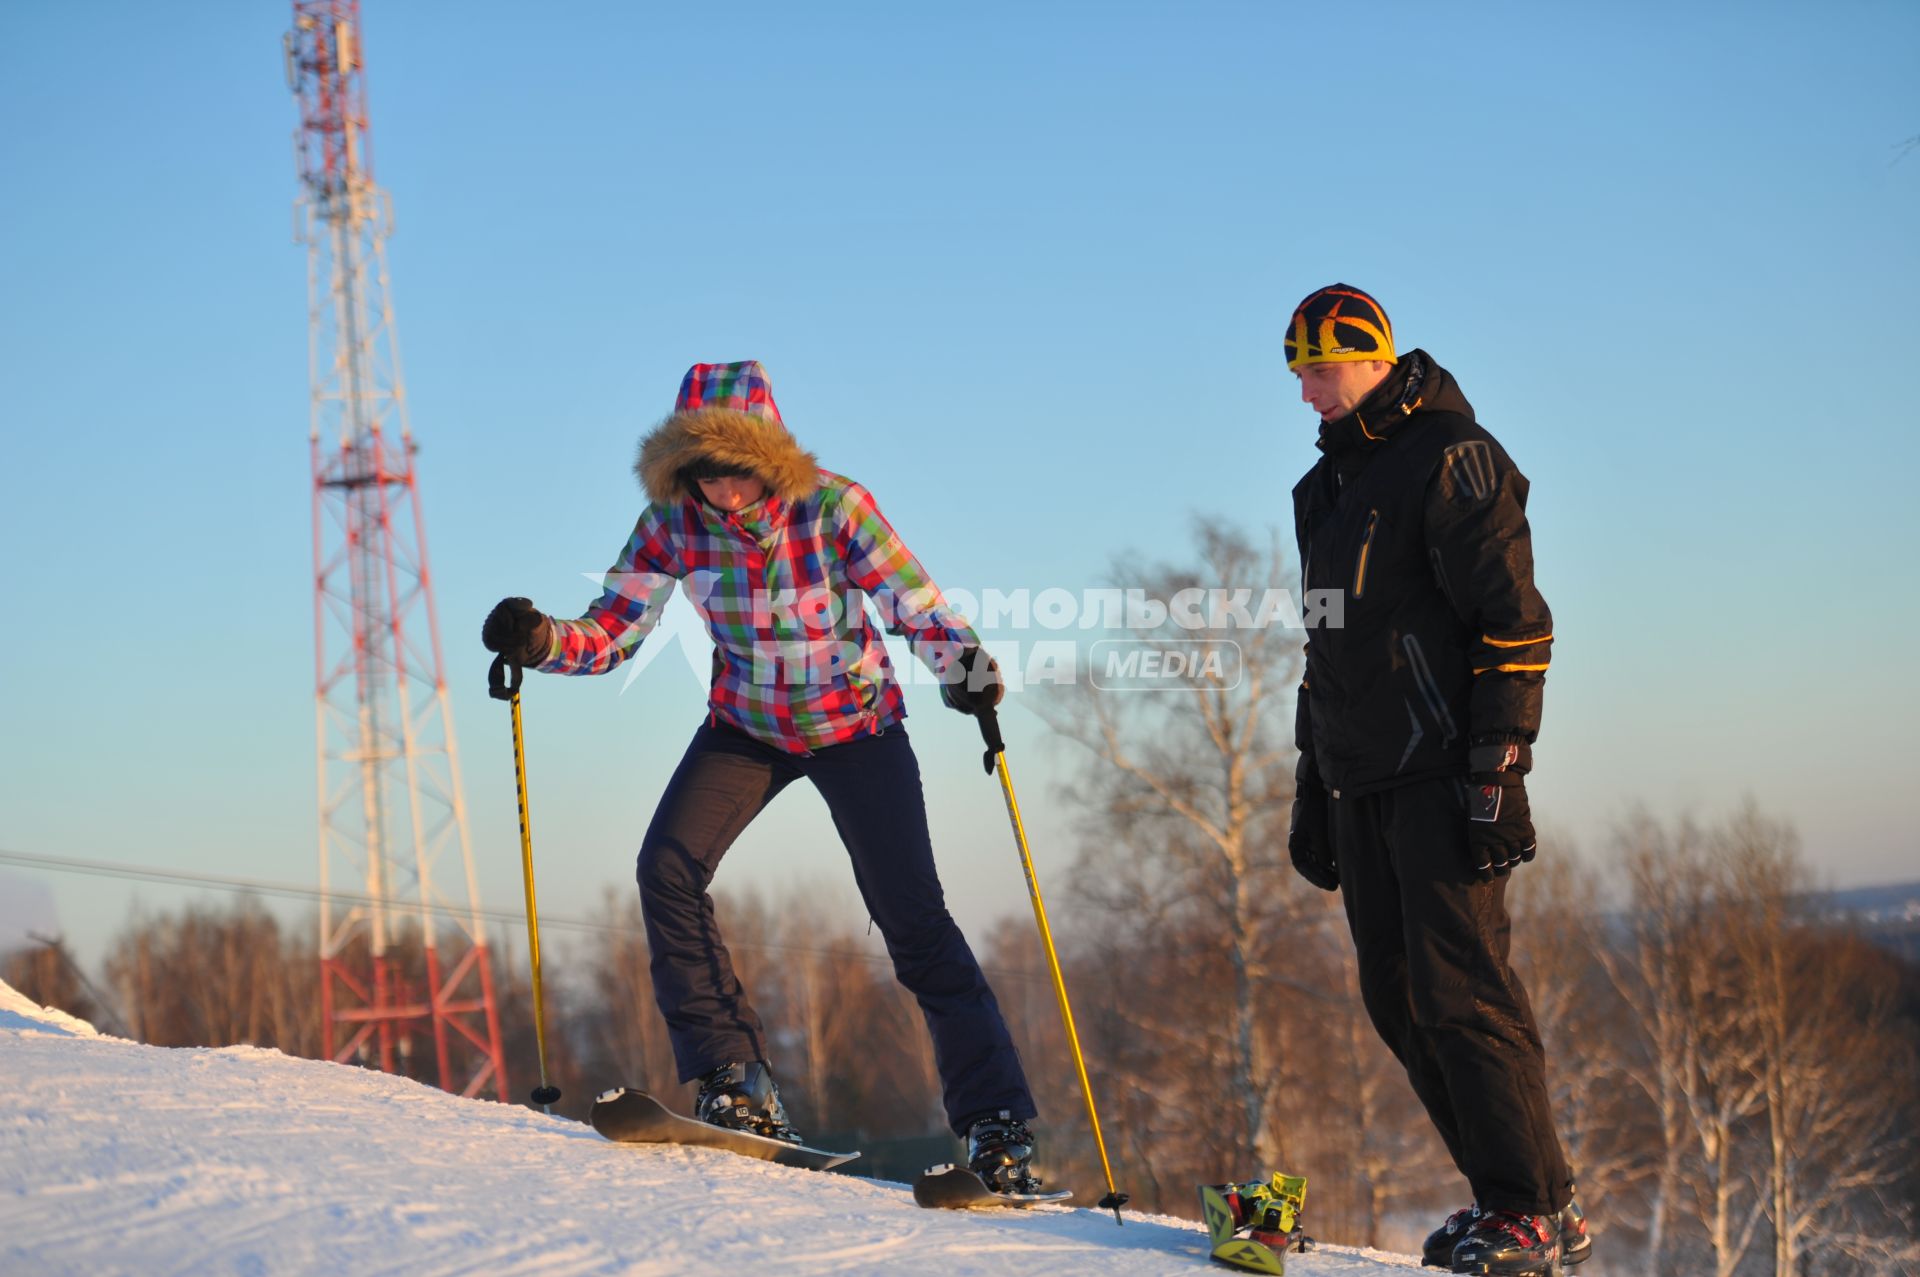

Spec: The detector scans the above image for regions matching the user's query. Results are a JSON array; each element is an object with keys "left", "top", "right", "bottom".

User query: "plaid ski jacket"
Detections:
[{"left": 535, "top": 362, "right": 977, "bottom": 753}]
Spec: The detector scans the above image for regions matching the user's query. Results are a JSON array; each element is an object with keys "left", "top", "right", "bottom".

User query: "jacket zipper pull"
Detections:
[{"left": 1354, "top": 509, "right": 1380, "bottom": 599}]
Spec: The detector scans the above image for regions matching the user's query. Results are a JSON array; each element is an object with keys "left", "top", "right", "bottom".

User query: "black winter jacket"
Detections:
[{"left": 1292, "top": 350, "right": 1552, "bottom": 797}]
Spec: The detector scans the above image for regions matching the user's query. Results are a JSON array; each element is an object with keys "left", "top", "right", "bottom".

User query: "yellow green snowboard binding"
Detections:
[{"left": 1199, "top": 1173, "right": 1310, "bottom": 1274}]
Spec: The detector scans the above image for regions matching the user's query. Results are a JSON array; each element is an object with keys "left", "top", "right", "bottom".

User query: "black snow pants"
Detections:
[
  {"left": 636, "top": 718, "right": 1034, "bottom": 1137},
  {"left": 1331, "top": 776, "right": 1572, "bottom": 1216}
]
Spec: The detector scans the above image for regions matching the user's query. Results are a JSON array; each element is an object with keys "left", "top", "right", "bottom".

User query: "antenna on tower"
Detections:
[{"left": 286, "top": 0, "right": 511, "bottom": 1101}]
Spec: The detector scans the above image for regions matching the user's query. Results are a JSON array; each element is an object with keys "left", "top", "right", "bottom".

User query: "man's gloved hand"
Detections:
[
  {"left": 1464, "top": 739, "right": 1536, "bottom": 881},
  {"left": 940, "top": 646, "right": 1004, "bottom": 715},
  {"left": 1288, "top": 757, "right": 1339, "bottom": 892},
  {"left": 482, "top": 597, "right": 553, "bottom": 666}
]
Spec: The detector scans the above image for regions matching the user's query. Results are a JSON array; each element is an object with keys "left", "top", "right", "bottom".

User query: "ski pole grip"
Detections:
[
  {"left": 975, "top": 704, "right": 1005, "bottom": 775},
  {"left": 488, "top": 655, "right": 523, "bottom": 701}
]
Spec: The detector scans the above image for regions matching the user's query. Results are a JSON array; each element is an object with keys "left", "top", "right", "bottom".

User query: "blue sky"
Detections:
[{"left": 2, "top": 1, "right": 1916, "bottom": 969}]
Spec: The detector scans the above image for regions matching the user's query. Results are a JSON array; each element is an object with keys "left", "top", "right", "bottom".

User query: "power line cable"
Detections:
[{"left": 0, "top": 847, "right": 1050, "bottom": 983}]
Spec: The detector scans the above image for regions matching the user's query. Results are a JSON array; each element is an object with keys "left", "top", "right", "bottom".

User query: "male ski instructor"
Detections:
[{"left": 1282, "top": 285, "right": 1592, "bottom": 1275}]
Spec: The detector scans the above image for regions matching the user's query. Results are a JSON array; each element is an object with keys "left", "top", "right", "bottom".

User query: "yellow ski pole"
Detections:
[
  {"left": 975, "top": 703, "right": 1128, "bottom": 1224},
  {"left": 490, "top": 656, "right": 562, "bottom": 1112}
]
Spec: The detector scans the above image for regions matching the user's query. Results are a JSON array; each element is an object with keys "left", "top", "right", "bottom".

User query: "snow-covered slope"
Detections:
[{"left": 0, "top": 980, "right": 1420, "bottom": 1275}]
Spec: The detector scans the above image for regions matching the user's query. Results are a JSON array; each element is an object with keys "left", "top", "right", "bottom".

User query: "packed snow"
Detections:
[{"left": 0, "top": 979, "right": 1421, "bottom": 1275}]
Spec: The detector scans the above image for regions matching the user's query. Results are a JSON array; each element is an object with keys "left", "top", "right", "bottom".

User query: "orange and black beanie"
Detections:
[{"left": 1284, "top": 284, "right": 1395, "bottom": 369}]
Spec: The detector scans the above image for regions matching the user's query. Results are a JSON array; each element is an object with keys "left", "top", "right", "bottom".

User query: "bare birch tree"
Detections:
[
  {"left": 1713, "top": 807, "right": 1920, "bottom": 1277},
  {"left": 1592, "top": 807, "right": 1920, "bottom": 1276},
  {"left": 1038, "top": 521, "right": 1314, "bottom": 1176},
  {"left": 1594, "top": 812, "right": 1724, "bottom": 1276},
  {"left": 104, "top": 898, "right": 320, "bottom": 1055}
]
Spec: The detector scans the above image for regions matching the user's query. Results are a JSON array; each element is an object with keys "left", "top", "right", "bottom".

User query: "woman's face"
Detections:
[{"left": 696, "top": 474, "right": 768, "bottom": 512}]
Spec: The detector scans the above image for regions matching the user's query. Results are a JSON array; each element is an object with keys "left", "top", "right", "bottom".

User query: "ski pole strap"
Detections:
[
  {"left": 975, "top": 704, "right": 1006, "bottom": 775},
  {"left": 488, "top": 655, "right": 523, "bottom": 702}
]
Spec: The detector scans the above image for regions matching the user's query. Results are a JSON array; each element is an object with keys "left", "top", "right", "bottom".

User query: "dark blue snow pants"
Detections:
[{"left": 636, "top": 719, "right": 1035, "bottom": 1137}]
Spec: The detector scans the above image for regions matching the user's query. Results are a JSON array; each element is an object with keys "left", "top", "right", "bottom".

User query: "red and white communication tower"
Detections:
[{"left": 285, "top": 0, "right": 508, "bottom": 1099}]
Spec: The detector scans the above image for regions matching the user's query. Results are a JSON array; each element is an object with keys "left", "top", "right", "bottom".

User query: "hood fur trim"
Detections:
[{"left": 636, "top": 407, "right": 821, "bottom": 507}]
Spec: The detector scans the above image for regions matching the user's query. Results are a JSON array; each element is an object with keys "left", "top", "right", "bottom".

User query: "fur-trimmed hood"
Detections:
[
  {"left": 635, "top": 361, "right": 820, "bottom": 507},
  {"left": 636, "top": 407, "right": 821, "bottom": 507}
]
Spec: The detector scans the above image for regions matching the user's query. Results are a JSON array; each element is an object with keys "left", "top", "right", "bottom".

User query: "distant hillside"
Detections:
[{"left": 1826, "top": 881, "right": 1920, "bottom": 964}]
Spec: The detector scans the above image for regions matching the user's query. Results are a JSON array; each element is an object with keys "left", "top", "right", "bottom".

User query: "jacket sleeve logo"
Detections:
[{"left": 1439, "top": 440, "right": 1499, "bottom": 509}]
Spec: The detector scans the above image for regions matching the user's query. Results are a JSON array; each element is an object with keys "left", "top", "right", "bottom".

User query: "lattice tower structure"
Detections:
[{"left": 285, "top": 0, "right": 507, "bottom": 1099}]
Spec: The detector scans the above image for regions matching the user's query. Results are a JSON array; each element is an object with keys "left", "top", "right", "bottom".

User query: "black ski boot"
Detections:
[
  {"left": 965, "top": 1111, "right": 1040, "bottom": 1194},
  {"left": 694, "top": 1062, "right": 800, "bottom": 1144},
  {"left": 1450, "top": 1208, "right": 1560, "bottom": 1275},
  {"left": 1557, "top": 1198, "right": 1592, "bottom": 1267},
  {"left": 1422, "top": 1204, "right": 1479, "bottom": 1268}
]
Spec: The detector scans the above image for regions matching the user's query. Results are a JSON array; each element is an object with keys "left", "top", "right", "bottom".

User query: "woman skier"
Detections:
[{"left": 481, "top": 360, "right": 1040, "bottom": 1191}]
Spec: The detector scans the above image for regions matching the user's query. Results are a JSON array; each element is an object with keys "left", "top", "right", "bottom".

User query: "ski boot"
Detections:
[
  {"left": 1450, "top": 1208, "right": 1560, "bottom": 1275},
  {"left": 965, "top": 1111, "right": 1041, "bottom": 1194},
  {"left": 1556, "top": 1199, "right": 1592, "bottom": 1267},
  {"left": 694, "top": 1061, "right": 800, "bottom": 1144},
  {"left": 1215, "top": 1177, "right": 1308, "bottom": 1250},
  {"left": 1199, "top": 1173, "right": 1309, "bottom": 1274},
  {"left": 1422, "top": 1204, "right": 1480, "bottom": 1268},
  {"left": 1208, "top": 1173, "right": 1311, "bottom": 1252}
]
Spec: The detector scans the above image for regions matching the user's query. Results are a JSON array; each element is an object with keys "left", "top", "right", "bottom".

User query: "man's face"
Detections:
[
  {"left": 1295, "top": 360, "right": 1393, "bottom": 422},
  {"left": 697, "top": 475, "right": 768, "bottom": 512}
]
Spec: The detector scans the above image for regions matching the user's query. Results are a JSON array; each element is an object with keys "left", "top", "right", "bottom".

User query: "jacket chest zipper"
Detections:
[
  {"left": 1353, "top": 509, "right": 1379, "bottom": 600},
  {"left": 723, "top": 516, "right": 773, "bottom": 634}
]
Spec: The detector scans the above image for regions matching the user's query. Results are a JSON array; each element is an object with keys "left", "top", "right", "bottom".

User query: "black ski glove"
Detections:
[
  {"left": 1288, "top": 757, "right": 1339, "bottom": 892},
  {"left": 482, "top": 596, "right": 553, "bottom": 667},
  {"left": 1464, "top": 740, "right": 1536, "bottom": 881},
  {"left": 940, "top": 646, "right": 1004, "bottom": 716}
]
